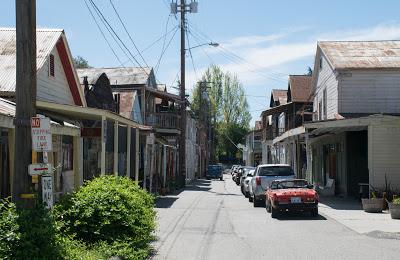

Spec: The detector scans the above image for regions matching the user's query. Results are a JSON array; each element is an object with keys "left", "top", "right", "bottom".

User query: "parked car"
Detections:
[
  {"left": 206, "top": 165, "right": 223, "bottom": 180},
  {"left": 240, "top": 166, "right": 256, "bottom": 194},
  {"left": 249, "top": 164, "right": 295, "bottom": 207},
  {"left": 243, "top": 169, "right": 255, "bottom": 198},
  {"left": 232, "top": 166, "right": 242, "bottom": 182},
  {"left": 229, "top": 165, "right": 240, "bottom": 175},
  {"left": 266, "top": 179, "right": 319, "bottom": 218}
]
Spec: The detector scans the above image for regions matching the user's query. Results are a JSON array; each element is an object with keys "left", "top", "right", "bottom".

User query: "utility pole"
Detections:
[
  {"left": 179, "top": 0, "right": 186, "bottom": 188},
  {"left": 13, "top": 0, "right": 37, "bottom": 204},
  {"left": 171, "top": 0, "right": 198, "bottom": 187}
]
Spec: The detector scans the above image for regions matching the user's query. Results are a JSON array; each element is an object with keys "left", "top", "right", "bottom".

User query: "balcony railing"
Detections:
[{"left": 146, "top": 112, "right": 180, "bottom": 129}]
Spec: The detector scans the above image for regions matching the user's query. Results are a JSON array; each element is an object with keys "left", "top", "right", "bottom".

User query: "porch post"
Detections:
[
  {"left": 163, "top": 145, "right": 167, "bottom": 188},
  {"left": 113, "top": 121, "right": 119, "bottom": 176},
  {"left": 126, "top": 126, "right": 131, "bottom": 178},
  {"left": 101, "top": 116, "right": 106, "bottom": 176},
  {"left": 135, "top": 128, "right": 140, "bottom": 184}
]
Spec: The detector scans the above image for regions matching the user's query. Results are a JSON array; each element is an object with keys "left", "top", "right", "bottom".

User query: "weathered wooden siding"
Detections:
[
  {"left": 314, "top": 53, "right": 339, "bottom": 120},
  {"left": 37, "top": 49, "right": 75, "bottom": 105},
  {"left": 368, "top": 119, "right": 400, "bottom": 190},
  {"left": 339, "top": 71, "right": 400, "bottom": 114}
]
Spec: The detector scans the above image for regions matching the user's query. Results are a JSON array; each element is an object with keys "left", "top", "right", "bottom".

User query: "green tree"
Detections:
[
  {"left": 191, "top": 65, "right": 251, "bottom": 162},
  {"left": 73, "top": 56, "right": 90, "bottom": 69}
]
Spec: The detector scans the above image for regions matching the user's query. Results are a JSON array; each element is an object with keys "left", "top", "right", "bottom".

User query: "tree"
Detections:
[
  {"left": 73, "top": 56, "right": 90, "bottom": 69},
  {"left": 190, "top": 65, "right": 251, "bottom": 162}
]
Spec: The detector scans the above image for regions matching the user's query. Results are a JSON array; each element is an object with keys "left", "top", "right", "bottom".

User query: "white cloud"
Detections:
[{"left": 185, "top": 22, "right": 400, "bottom": 88}]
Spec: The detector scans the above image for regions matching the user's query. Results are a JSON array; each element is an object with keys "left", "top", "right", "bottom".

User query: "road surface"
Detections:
[{"left": 152, "top": 174, "right": 400, "bottom": 260}]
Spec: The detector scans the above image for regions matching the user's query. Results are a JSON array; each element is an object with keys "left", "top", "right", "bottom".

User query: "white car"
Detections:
[
  {"left": 243, "top": 169, "right": 255, "bottom": 198},
  {"left": 249, "top": 164, "right": 295, "bottom": 207}
]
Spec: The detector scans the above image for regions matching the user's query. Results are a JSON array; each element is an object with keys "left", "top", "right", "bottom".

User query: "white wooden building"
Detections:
[{"left": 307, "top": 41, "right": 400, "bottom": 197}]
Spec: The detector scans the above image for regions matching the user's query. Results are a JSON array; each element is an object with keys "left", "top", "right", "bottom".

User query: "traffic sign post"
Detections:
[
  {"left": 28, "top": 163, "right": 52, "bottom": 176},
  {"left": 31, "top": 116, "right": 52, "bottom": 152},
  {"left": 41, "top": 175, "right": 53, "bottom": 209}
]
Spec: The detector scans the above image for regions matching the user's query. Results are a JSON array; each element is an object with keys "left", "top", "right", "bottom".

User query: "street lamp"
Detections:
[{"left": 185, "top": 42, "right": 219, "bottom": 51}]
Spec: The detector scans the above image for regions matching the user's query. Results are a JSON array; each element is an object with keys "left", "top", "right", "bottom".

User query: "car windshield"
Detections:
[
  {"left": 208, "top": 165, "right": 220, "bottom": 170},
  {"left": 257, "top": 166, "right": 294, "bottom": 176},
  {"left": 271, "top": 180, "right": 309, "bottom": 189}
]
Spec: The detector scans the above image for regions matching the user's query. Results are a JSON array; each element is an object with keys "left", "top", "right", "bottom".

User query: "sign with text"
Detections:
[
  {"left": 42, "top": 175, "right": 54, "bottom": 209},
  {"left": 31, "top": 117, "right": 52, "bottom": 151},
  {"left": 28, "top": 163, "right": 52, "bottom": 176}
]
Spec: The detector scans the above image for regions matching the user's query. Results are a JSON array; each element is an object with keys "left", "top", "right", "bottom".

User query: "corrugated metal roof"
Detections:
[
  {"left": 0, "top": 28, "right": 63, "bottom": 92},
  {"left": 319, "top": 41, "right": 400, "bottom": 69},
  {"left": 0, "top": 98, "right": 15, "bottom": 116},
  {"left": 288, "top": 75, "right": 312, "bottom": 102},
  {"left": 77, "top": 67, "right": 153, "bottom": 86}
]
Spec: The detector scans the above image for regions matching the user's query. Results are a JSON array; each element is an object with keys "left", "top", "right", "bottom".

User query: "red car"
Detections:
[{"left": 266, "top": 179, "right": 319, "bottom": 218}]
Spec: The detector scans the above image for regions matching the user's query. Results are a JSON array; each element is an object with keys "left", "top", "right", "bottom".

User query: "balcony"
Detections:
[{"left": 146, "top": 112, "right": 180, "bottom": 129}]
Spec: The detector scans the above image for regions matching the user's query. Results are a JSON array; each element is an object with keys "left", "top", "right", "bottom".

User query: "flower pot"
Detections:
[
  {"left": 389, "top": 203, "right": 400, "bottom": 219},
  {"left": 362, "top": 198, "right": 384, "bottom": 213}
]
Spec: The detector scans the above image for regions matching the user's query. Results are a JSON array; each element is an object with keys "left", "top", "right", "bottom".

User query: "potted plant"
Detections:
[
  {"left": 389, "top": 196, "right": 400, "bottom": 219},
  {"left": 362, "top": 191, "right": 384, "bottom": 213}
]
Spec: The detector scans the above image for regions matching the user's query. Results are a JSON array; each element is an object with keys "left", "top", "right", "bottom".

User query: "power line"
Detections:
[
  {"left": 185, "top": 20, "right": 198, "bottom": 81},
  {"left": 88, "top": 0, "right": 150, "bottom": 76},
  {"left": 109, "top": 0, "right": 149, "bottom": 68},
  {"left": 155, "top": 26, "right": 180, "bottom": 74}
]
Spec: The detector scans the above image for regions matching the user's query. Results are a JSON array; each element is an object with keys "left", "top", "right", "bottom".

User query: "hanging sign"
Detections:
[{"left": 31, "top": 117, "right": 52, "bottom": 151}]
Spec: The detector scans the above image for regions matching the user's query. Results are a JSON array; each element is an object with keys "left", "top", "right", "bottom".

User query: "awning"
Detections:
[
  {"left": 37, "top": 100, "right": 152, "bottom": 131},
  {"left": 304, "top": 116, "right": 373, "bottom": 136},
  {"left": 273, "top": 126, "right": 305, "bottom": 144}
]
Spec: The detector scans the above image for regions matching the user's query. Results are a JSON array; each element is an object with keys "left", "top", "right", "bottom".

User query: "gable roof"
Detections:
[
  {"left": 318, "top": 40, "right": 400, "bottom": 70},
  {"left": 270, "top": 89, "right": 287, "bottom": 107},
  {"left": 0, "top": 27, "right": 85, "bottom": 106},
  {"left": 77, "top": 67, "right": 154, "bottom": 87},
  {"left": 288, "top": 75, "right": 312, "bottom": 102}
]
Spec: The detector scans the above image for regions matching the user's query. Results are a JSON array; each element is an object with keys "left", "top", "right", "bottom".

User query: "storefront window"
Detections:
[{"left": 62, "top": 136, "right": 73, "bottom": 171}]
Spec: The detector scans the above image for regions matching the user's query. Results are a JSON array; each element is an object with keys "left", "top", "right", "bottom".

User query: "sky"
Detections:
[{"left": 2, "top": 0, "right": 400, "bottom": 126}]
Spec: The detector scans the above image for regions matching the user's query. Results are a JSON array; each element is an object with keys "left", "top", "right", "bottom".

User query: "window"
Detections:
[
  {"left": 49, "top": 54, "right": 55, "bottom": 77},
  {"left": 318, "top": 101, "right": 322, "bottom": 121},
  {"left": 323, "top": 88, "right": 327, "bottom": 119},
  {"left": 62, "top": 136, "right": 73, "bottom": 171},
  {"left": 319, "top": 57, "right": 323, "bottom": 70}
]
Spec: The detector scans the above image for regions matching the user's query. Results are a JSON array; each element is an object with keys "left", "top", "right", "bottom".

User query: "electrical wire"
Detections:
[
  {"left": 83, "top": 0, "right": 125, "bottom": 67},
  {"left": 88, "top": 0, "right": 150, "bottom": 76},
  {"left": 109, "top": 0, "right": 149, "bottom": 68},
  {"left": 185, "top": 20, "right": 199, "bottom": 81},
  {"left": 154, "top": 26, "right": 180, "bottom": 74}
]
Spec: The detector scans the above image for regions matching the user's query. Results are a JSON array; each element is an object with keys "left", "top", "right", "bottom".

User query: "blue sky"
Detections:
[{"left": 2, "top": 0, "right": 400, "bottom": 126}]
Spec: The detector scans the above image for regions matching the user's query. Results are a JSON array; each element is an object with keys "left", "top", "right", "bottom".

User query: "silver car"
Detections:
[
  {"left": 249, "top": 164, "right": 295, "bottom": 207},
  {"left": 243, "top": 169, "right": 255, "bottom": 198}
]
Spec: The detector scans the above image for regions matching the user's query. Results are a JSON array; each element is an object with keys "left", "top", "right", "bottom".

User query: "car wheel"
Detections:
[
  {"left": 311, "top": 208, "right": 318, "bottom": 217},
  {"left": 220, "top": 176, "right": 223, "bottom": 181},
  {"left": 253, "top": 196, "right": 259, "bottom": 207},
  {"left": 249, "top": 194, "right": 253, "bottom": 202},
  {"left": 266, "top": 200, "right": 271, "bottom": 213},
  {"left": 271, "top": 206, "right": 278, "bottom": 218}
]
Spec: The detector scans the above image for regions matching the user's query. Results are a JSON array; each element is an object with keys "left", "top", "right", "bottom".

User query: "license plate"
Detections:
[{"left": 291, "top": 197, "right": 301, "bottom": 203}]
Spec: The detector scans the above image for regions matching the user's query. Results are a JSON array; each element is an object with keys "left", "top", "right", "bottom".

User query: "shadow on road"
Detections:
[
  {"left": 155, "top": 197, "right": 179, "bottom": 208},
  {"left": 274, "top": 212, "right": 327, "bottom": 221},
  {"left": 320, "top": 197, "right": 362, "bottom": 210}
]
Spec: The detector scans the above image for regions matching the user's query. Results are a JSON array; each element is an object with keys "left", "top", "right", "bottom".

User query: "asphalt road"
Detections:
[{"left": 151, "top": 174, "right": 400, "bottom": 260}]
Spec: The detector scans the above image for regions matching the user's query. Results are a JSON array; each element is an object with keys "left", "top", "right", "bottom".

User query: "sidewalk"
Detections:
[{"left": 318, "top": 197, "right": 400, "bottom": 235}]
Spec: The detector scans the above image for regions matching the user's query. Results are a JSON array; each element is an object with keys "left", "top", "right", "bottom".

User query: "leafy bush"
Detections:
[
  {"left": 53, "top": 176, "right": 156, "bottom": 259},
  {"left": 0, "top": 197, "right": 19, "bottom": 258},
  {"left": 393, "top": 197, "right": 400, "bottom": 205}
]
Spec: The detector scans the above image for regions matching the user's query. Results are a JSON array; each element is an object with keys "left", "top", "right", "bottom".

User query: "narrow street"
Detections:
[{"left": 152, "top": 174, "right": 400, "bottom": 260}]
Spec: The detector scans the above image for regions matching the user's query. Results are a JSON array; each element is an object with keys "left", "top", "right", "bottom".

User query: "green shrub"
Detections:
[
  {"left": 12, "top": 200, "right": 63, "bottom": 259},
  {"left": 0, "top": 197, "right": 19, "bottom": 258},
  {"left": 53, "top": 176, "right": 156, "bottom": 259},
  {"left": 393, "top": 197, "right": 400, "bottom": 204}
]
